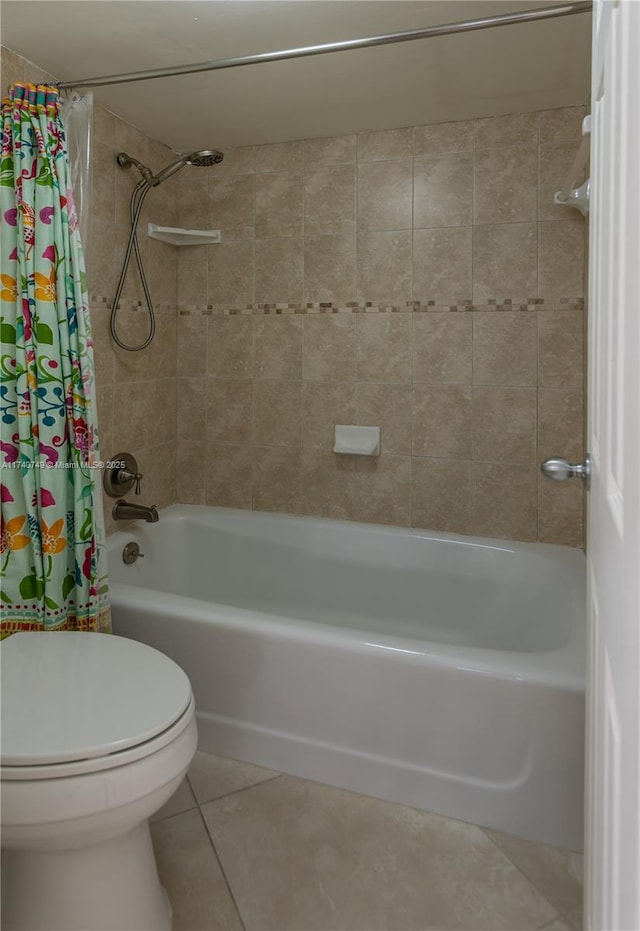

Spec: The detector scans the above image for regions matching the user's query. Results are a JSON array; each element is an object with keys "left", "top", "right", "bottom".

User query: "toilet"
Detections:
[{"left": 0, "top": 631, "right": 198, "bottom": 931}]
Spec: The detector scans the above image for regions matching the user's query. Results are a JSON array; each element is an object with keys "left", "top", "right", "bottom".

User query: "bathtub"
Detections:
[{"left": 107, "top": 504, "right": 586, "bottom": 851}]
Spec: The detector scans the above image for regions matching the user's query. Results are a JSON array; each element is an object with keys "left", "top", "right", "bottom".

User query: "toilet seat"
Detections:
[
  {"left": 1, "top": 696, "right": 196, "bottom": 781},
  {"left": 0, "top": 632, "right": 193, "bottom": 780}
]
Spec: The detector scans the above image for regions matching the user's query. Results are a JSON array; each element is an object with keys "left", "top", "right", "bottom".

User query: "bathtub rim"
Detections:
[
  {"left": 119, "top": 502, "right": 586, "bottom": 559},
  {"left": 106, "top": 504, "right": 586, "bottom": 693}
]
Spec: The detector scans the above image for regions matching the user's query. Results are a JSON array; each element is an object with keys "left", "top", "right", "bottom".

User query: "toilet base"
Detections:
[{"left": 1, "top": 820, "right": 171, "bottom": 931}]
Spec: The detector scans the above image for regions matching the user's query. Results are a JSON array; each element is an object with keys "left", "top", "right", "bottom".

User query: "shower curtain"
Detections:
[
  {"left": 59, "top": 90, "right": 93, "bottom": 260},
  {"left": 0, "top": 82, "right": 111, "bottom": 635}
]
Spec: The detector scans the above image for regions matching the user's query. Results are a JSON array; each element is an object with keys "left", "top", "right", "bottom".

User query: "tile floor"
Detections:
[{"left": 150, "top": 752, "right": 583, "bottom": 931}]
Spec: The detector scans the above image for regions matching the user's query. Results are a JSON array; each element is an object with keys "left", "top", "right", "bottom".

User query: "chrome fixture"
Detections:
[
  {"left": 554, "top": 178, "right": 590, "bottom": 216},
  {"left": 113, "top": 500, "right": 159, "bottom": 523},
  {"left": 57, "top": 2, "right": 592, "bottom": 91},
  {"left": 111, "top": 149, "right": 223, "bottom": 352},
  {"left": 122, "top": 541, "right": 145, "bottom": 564},
  {"left": 541, "top": 454, "right": 591, "bottom": 490},
  {"left": 103, "top": 452, "right": 144, "bottom": 498}
]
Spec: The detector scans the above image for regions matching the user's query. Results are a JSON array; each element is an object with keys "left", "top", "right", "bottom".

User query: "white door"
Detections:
[{"left": 586, "top": 1, "right": 640, "bottom": 928}]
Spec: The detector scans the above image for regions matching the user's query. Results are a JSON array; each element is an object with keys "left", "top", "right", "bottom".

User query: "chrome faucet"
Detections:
[{"left": 113, "top": 499, "right": 159, "bottom": 523}]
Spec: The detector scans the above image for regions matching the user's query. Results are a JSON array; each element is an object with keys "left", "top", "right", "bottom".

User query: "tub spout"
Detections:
[{"left": 113, "top": 499, "right": 159, "bottom": 523}]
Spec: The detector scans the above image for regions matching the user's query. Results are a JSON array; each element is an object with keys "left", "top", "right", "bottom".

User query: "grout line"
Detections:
[
  {"left": 251, "top": 173, "right": 256, "bottom": 309},
  {"left": 479, "top": 827, "right": 578, "bottom": 927},
  {"left": 483, "top": 835, "right": 561, "bottom": 909},
  {"left": 191, "top": 773, "right": 284, "bottom": 810},
  {"left": 558, "top": 904, "right": 585, "bottom": 931},
  {"left": 409, "top": 312, "right": 415, "bottom": 528},
  {"left": 300, "top": 167, "right": 306, "bottom": 307},
  {"left": 535, "top": 306, "right": 541, "bottom": 542},
  {"left": 195, "top": 804, "right": 249, "bottom": 931},
  {"left": 536, "top": 918, "right": 565, "bottom": 931},
  {"left": 470, "top": 138, "right": 477, "bottom": 536},
  {"left": 150, "top": 803, "right": 199, "bottom": 825},
  {"left": 249, "top": 311, "right": 258, "bottom": 512},
  {"left": 409, "top": 149, "right": 415, "bottom": 306},
  {"left": 408, "top": 149, "right": 416, "bottom": 528},
  {"left": 204, "top": 315, "right": 210, "bottom": 506}
]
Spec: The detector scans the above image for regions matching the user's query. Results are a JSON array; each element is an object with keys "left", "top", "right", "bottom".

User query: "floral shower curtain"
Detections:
[{"left": 1, "top": 82, "right": 111, "bottom": 635}]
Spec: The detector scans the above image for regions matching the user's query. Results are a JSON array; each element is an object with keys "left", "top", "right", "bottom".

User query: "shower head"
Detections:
[
  {"left": 187, "top": 150, "right": 225, "bottom": 168},
  {"left": 116, "top": 148, "right": 224, "bottom": 187},
  {"left": 152, "top": 149, "right": 224, "bottom": 185}
]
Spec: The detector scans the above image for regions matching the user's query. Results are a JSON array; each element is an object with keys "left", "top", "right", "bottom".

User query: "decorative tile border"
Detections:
[
  {"left": 88, "top": 295, "right": 584, "bottom": 316},
  {"left": 89, "top": 296, "right": 176, "bottom": 314},
  {"left": 171, "top": 298, "right": 585, "bottom": 316}
]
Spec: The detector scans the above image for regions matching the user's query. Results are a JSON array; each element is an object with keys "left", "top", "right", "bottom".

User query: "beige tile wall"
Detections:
[
  {"left": 2, "top": 46, "right": 586, "bottom": 545},
  {"left": 1, "top": 47, "right": 180, "bottom": 534},
  {"left": 89, "top": 98, "right": 180, "bottom": 534},
  {"left": 175, "top": 108, "right": 587, "bottom": 546}
]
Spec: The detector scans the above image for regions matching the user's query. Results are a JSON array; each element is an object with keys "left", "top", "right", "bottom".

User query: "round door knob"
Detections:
[{"left": 541, "top": 455, "right": 591, "bottom": 487}]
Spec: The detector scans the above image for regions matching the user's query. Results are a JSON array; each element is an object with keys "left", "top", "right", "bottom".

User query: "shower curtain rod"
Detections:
[{"left": 57, "top": 1, "right": 592, "bottom": 91}]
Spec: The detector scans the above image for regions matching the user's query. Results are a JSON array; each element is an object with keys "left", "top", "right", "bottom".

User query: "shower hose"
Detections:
[{"left": 110, "top": 179, "right": 156, "bottom": 352}]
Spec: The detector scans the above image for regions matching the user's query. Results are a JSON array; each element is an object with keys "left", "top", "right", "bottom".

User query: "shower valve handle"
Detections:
[
  {"left": 103, "top": 453, "right": 144, "bottom": 498},
  {"left": 120, "top": 469, "right": 143, "bottom": 495}
]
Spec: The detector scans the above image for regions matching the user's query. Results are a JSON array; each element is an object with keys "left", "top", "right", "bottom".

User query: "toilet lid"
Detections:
[{"left": 0, "top": 632, "right": 193, "bottom": 767}]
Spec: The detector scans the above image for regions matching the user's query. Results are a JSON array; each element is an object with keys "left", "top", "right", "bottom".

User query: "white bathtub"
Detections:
[{"left": 107, "top": 504, "right": 586, "bottom": 851}]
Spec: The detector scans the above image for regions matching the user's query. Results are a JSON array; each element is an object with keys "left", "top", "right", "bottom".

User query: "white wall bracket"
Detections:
[{"left": 553, "top": 179, "right": 591, "bottom": 216}]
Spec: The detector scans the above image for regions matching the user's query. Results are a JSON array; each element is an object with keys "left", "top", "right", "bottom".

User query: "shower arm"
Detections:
[{"left": 56, "top": 2, "right": 592, "bottom": 91}]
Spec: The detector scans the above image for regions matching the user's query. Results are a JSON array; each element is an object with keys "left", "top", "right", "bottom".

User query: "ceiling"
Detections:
[{"left": 2, "top": 1, "right": 592, "bottom": 152}]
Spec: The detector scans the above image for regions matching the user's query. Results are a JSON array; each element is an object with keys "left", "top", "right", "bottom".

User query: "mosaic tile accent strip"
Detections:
[
  {"left": 89, "top": 295, "right": 177, "bottom": 315},
  {"left": 88, "top": 295, "right": 584, "bottom": 317},
  {"left": 169, "top": 298, "right": 584, "bottom": 316}
]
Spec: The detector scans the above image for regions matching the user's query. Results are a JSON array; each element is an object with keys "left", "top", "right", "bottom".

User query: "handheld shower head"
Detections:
[
  {"left": 112, "top": 147, "right": 224, "bottom": 352},
  {"left": 117, "top": 148, "right": 224, "bottom": 186},
  {"left": 152, "top": 149, "right": 224, "bottom": 185}
]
